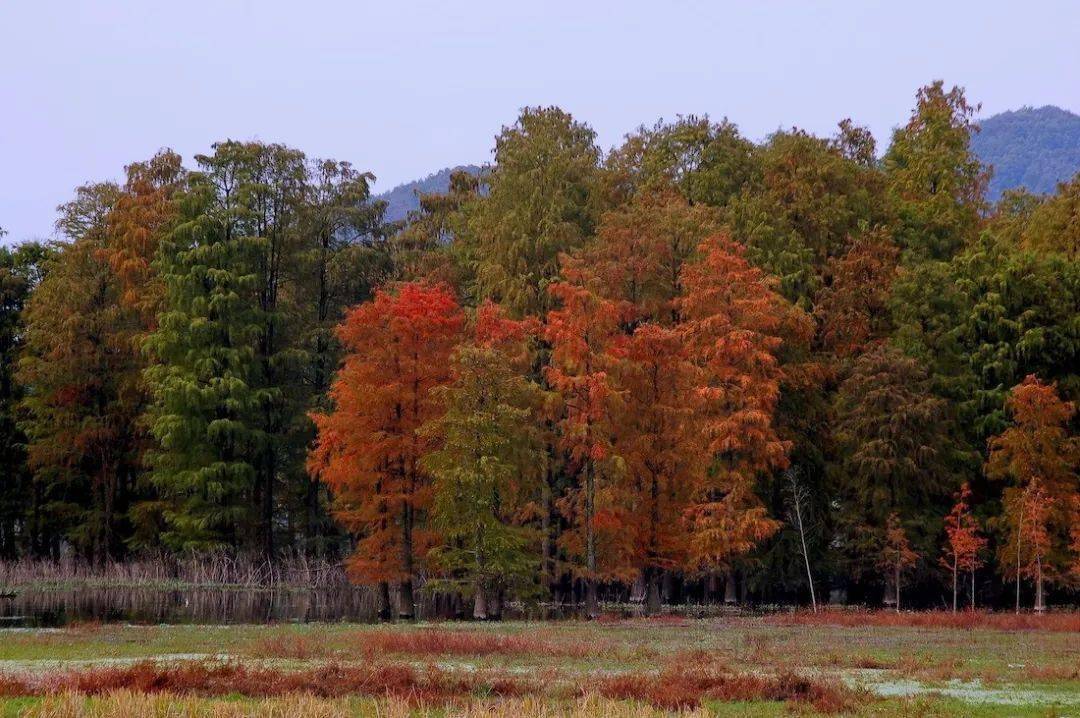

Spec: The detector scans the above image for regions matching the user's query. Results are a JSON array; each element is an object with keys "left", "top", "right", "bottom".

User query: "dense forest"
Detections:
[
  {"left": 971, "top": 105, "right": 1080, "bottom": 200},
  {"left": 0, "top": 81, "right": 1077, "bottom": 618}
]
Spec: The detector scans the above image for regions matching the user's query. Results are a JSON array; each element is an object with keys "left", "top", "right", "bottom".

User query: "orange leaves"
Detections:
[
  {"left": 941, "top": 482, "right": 986, "bottom": 575},
  {"left": 987, "top": 375, "right": 1079, "bottom": 584},
  {"left": 308, "top": 282, "right": 465, "bottom": 584},
  {"left": 679, "top": 236, "right": 806, "bottom": 571}
]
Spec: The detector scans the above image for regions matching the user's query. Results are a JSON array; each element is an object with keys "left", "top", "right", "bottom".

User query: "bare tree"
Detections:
[{"left": 785, "top": 467, "right": 817, "bottom": 612}]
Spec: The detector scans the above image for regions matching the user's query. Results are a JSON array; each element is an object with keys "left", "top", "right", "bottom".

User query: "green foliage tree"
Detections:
[
  {"left": 832, "top": 344, "right": 965, "bottom": 585},
  {"left": 461, "top": 106, "right": 602, "bottom": 317},
  {"left": 423, "top": 308, "right": 544, "bottom": 618},
  {"left": 884, "top": 81, "right": 989, "bottom": 261},
  {"left": 0, "top": 239, "right": 51, "bottom": 556}
]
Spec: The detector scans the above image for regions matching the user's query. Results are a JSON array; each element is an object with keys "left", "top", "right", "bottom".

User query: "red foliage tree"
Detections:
[
  {"left": 308, "top": 282, "right": 464, "bottom": 618},
  {"left": 940, "top": 482, "right": 986, "bottom": 611},
  {"left": 608, "top": 322, "right": 706, "bottom": 613},
  {"left": 544, "top": 263, "right": 622, "bottom": 618}
]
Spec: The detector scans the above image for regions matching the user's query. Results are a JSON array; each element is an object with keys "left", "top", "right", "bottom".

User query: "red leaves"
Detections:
[{"left": 308, "top": 282, "right": 464, "bottom": 583}]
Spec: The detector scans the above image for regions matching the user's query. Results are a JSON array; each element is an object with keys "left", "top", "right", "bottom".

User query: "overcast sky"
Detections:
[{"left": 2, "top": 0, "right": 1078, "bottom": 244}]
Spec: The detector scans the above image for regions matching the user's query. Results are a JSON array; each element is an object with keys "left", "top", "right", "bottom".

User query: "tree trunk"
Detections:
[
  {"left": 970, "top": 570, "right": 976, "bottom": 610},
  {"left": 724, "top": 572, "right": 738, "bottom": 604},
  {"left": 952, "top": 555, "right": 958, "bottom": 613},
  {"left": 894, "top": 560, "right": 901, "bottom": 613},
  {"left": 473, "top": 586, "right": 488, "bottom": 620},
  {"left": 584, "top": 458, "right": 599, "bottom": 619},
  {"left": 1035, "top": 555, "right": 1045, "bottom": 613},
  {"left": 645, "top": 567, "right": 661, "bottom": 616},
  {"left": 399, "top": 500, "right": 415, "bottom": 619},
  {"left": 377, "top": 581, "right": 392, "bottom": 621}
]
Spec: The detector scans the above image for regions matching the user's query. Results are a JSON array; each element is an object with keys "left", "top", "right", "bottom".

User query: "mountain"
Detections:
[
  {"left": 972, "top": 105, "right": 1080, "bottom": 201},
  {"left": 375, "top": 105, "right": 1080, "bottom": 221},
  {"left": 376, "top": 165, "right": 482, "bottom": 224}
]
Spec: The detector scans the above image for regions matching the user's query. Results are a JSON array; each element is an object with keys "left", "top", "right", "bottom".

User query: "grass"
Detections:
[{"left": 0, "top": 615, "right": 1075, "bottom": 715}]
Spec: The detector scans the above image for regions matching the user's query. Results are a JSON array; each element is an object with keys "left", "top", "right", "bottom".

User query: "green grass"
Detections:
[{"left": 0, "top": 618, "right": 1075, "bottom": 716}]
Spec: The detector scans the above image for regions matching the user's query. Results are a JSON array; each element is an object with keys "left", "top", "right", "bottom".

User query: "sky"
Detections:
[{"left": 2, "top": 0, "right": 1079, "bottom": 244}]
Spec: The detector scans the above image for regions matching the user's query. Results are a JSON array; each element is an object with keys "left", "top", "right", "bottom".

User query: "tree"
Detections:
[
  {"left": 293, "top": 157, "right": 389, "bottom": 556},
  {"left": 884, "top": 81, "right": 988, "bottom": 261},
  {"left": 987, "top": 376, "right": 1079, "bottom": 610},
  {"left": 785, "top": 467, "right": 818, "bottom": 612},
  {"left": 603, "top": 116, "right": 759, "bottom": 208},
  {"left": 940, "top": 482, "right": 986, "bottom": 611},
  {"left": 678, "top": 236, "right": 810, "bottom": 575},
  {"left": 609, "top": 322, "right": 705, "bottom": 613},
  {"left": 545, "top": 267, "right": 622, "bottom": 618},
  {"left": 144, "top": 146, "right": 269, "bottom": 551},
  {"left": 0, "top": 239, "right": 51, "bottom": 556},
  {"left": 813, "top": 230, "right": 899, "bottom": 358},
  {"left": 1021, "top": 173, "right": 1080, "bottom": 260},
  {"left": 308, "top": 282, "right": 464, "bottom": 618},
  {"left": 880, "top": 512, "right": 919, "bottom": 611},
  {"left": 832, "top": 345, "right": 963, "bottom": 585},
  {"left": 462, "top": 106, "right": 602, "bottom": 318},
  {"left": 17, "top": 182, "right": 149, "bottom": 561},
  {"left": 422, "top": 303, "right": 544, "bottom": 618}
]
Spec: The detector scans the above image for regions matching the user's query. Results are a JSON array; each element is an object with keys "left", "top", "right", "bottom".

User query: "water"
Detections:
[
  {"left": 0, "top": 587, "right": 385, "bottom": 626},
  {"left": 0, "top": 587, "right": 583, "bottom": 626}
]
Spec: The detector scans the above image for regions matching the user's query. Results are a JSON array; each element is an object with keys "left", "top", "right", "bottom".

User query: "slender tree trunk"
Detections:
[
  {"left": 584, "top": 458, "right": 599, "bottom": 619},
  {"left": 970, "top": 570, "right": 976, "bottom": 610},
  {"left": 1016, "top": 503, "right": 1024, "bottom": 614},
  {"left": 1035, "top": 555, "right": 1045, "bottom": 613},
  {"left": 790, "top": 475, "right": 816, "bottom": 612},
  {"left": 399, "top": 501, "right": 415, "bottom": 619},
  {"left": 895, "top": 559, "right": 901, "bottom": 613},
  {"left": 952, "top": 554, "right": 958, "bottom": 613}
]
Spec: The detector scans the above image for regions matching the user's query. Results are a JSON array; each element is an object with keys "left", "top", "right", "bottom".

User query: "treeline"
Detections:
[{"left": 0, "top": 81, "right": 1077, "bottom": 618}]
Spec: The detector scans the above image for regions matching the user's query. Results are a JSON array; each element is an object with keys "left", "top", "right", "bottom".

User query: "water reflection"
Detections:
[{"left": 0, "top": 588, "right": 577, "bottom": 627}]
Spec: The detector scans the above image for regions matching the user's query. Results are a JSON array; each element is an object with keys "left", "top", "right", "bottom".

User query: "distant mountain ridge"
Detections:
[
  {"left": 376, "top": 165, "right": 482, "bottom": 224},
  {"left": 375, "top": 106, "right": 1080, "bottom": 223},
  {"left": 972, "top": 105, "right": 1080, "bottom": 201}
]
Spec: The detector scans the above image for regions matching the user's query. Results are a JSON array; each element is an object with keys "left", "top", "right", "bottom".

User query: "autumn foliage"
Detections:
[{"left": 308, "top": 283, "right": 464, "bottom": 614}]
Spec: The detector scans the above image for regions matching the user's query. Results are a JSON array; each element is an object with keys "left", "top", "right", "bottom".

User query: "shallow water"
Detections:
[{"left": 0, "top": 587, "right": 578, "bottom": 626}]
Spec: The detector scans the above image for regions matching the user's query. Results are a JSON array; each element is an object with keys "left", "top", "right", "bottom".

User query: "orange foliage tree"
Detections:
[
  {"left": 880, "top": 512, "right": 920, "bottom": 612},
  {"left": 940, "top": 482, "right": 986, "bottom": 611},
  {"left": 987, "top": 375, "right": 1079, "bottom": 611},
  {"left": 678, "top": 235, "right": 812, "bottom": 575},
  {"left": 308, "top": 282, "right": 464, "bottom": 618},
  {"left": 544, "top": 265, "right": 622, "bottom": 617}
]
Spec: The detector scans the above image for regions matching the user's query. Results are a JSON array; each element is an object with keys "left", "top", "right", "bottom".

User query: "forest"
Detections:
[{"left": 0, "top": 81, "right": 1078, "bottom": 620}]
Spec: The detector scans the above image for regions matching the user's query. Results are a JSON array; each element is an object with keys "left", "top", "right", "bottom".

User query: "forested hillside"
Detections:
[
  {"left": 377, "top": 165, "right": 482, "bottom": 224},
  {"left": 1, "top": 82, "right": 1077, "bottom": 618},
  {"left": 971, "top": 105, "right": 1080, "bottom": 200}
]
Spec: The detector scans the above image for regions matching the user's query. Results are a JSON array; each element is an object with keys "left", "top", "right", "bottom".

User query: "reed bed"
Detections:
[
  {"left": 0, "top": 553, "right": 353, "bottom": 591},
  {"left": 766, "top": 608, "right": 1080, "bottom": 632},
  {"left": 24, "top": 692, "right": 719, "bottom": 718},
  {"left": 0, "top": 660, "right": 861, "bottom": 713}
]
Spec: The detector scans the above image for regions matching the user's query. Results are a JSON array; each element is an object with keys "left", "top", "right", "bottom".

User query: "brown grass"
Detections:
[
  {"left": 767, "top": 609, "right": 1080, "bottom": 632},
  {"left": 248, "top": 628, "right": 607, "bottom": 660},
  {"left": 0, "top": 659, "right": 862, "bottom": 712},
  {"left": 25, "top": 691, "right": 717, "bottom": 718},
  {"left": 591, "top": 666, "right": 860, "bottom": 713}
]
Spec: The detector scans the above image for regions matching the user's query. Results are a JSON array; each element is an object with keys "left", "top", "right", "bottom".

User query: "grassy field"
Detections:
[{"left": 0, "top": 613, "right": 1076, "bottom": 716}]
